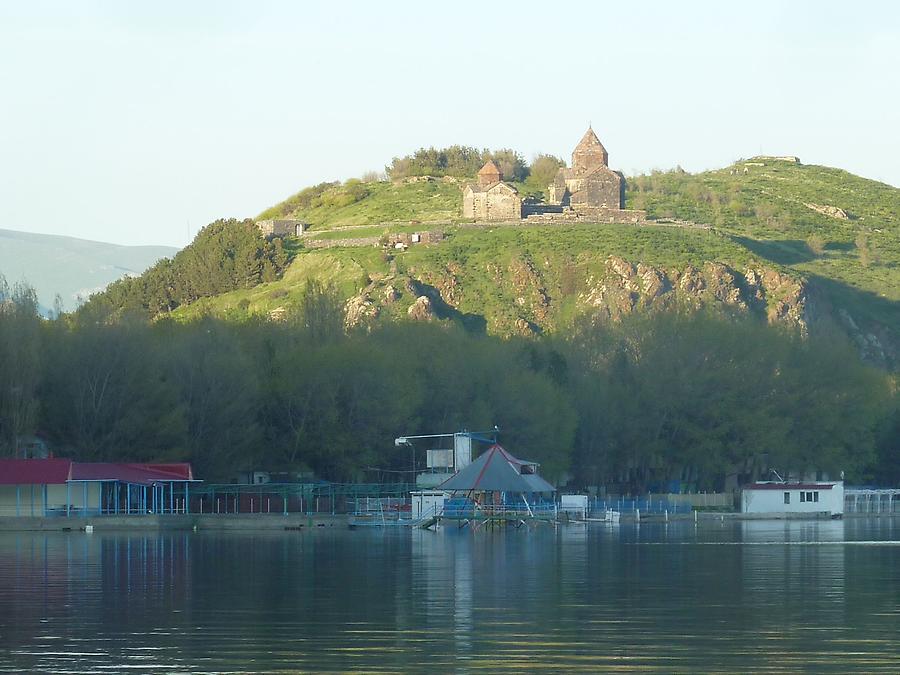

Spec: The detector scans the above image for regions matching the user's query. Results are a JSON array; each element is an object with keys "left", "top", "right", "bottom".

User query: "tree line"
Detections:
[
  {"left": 82, "top": 219, "right": 289, "bottom": 319},
  {"left": 1, "top": 275, "right": 897, "bottom": 491},
  {"left": 386, "top": 146, "right": 565, "bottom": 196}
]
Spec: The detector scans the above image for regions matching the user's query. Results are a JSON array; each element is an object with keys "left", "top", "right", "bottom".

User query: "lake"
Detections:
[{"left": 1, "top": 518, "right": 899, "bottom": 673}]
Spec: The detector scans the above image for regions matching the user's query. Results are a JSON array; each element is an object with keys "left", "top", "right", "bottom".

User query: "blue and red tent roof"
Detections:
[{"left": 438, "top": 444, "right": 555, "bottom": 493}]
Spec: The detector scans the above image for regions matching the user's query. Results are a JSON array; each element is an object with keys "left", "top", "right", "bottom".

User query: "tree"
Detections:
[
  {"left": 81, "top": 218, "right": 289, "bottom": 319},
  {"left": 40, "top": 308, "right": 185, "bottom": 461},
  {"left": 162, "top": 318, "right": 264, "bottom": 479},
  {"left": 0, "top": 276, "right": 42, "bottom": 456},
  {"left": 486, "top": 149, "right": 529, "bottom": 183},
  {"left": 528, "top": 154, "right": 566, "bottom": 187}
]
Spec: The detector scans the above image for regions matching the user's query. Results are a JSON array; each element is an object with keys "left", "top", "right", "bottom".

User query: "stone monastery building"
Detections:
[
  {"left": 462, "top": 160, "right": 523, "bottom": 221},
  {"left": 549, "top": 127, "right": 623, "bottom": 210},
  {"left": 463, "top": 127, "right": 642, "bottom": 223}
]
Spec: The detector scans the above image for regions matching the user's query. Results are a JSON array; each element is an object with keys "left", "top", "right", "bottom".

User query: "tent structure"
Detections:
[
  {"left": 437, "top": 445, "right": 555, "bottom": 525},
  {"left": 439, "top": 445, "right": 555, "bottom": 494}
]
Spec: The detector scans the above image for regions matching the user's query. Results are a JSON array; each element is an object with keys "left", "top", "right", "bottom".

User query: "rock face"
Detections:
[
  {"left": 383, "top": 286, "right": 400, "bottom": 303},
  {"left": 407, "top": 296, "right": 435, "bottom": 321},
  {"left": 344, "top": 294, "right": 378, "bottom": 329},
  {"left": 804, "top": 203, "right": 849, "bottom": 220},
  {"left": 337, "top": 253, "right": 894, "bottom": 367},
  {"left": 579, "top": 256, "right": 811, "bottom": 332}
]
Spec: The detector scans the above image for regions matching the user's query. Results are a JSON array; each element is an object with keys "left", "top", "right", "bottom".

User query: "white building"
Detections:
[
  {"left": 741, "top": 481, "right": 844, "bottom": 517},
  {"left": 560, "top": 494, "right": 589, "bottom": 519}
]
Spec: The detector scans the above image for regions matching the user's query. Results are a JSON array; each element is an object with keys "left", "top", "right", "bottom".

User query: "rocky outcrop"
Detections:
[
  {"left": 344, "top": 293, "right": 379, "bottom": 329},
  {"left": 579, "top": 256, "right": 811, "bottom": 332},
  {"left": 837, "top": 308, "right": 896, "bottom": 365},
  {"left": 337, "top": 252, "right": 893, "bottom": 367},
  {"left": 507, "top": 257, "right": 550, "bottom": 324},
  {"left": 407, "top": 296, "right": 435, "bottom": 321},
  {"left": 383, "top": 285, "right": 400, "bottom": 303},
  {"left": 804, "top": 203, "right": 849, "bottom": 220}
]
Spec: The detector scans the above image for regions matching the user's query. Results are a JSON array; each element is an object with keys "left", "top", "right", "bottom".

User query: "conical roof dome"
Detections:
[
  {"left": 477, "top": 160, "right": 502, "bottom": 186},
  {"left": 478, "top": 159, "right": 501, "bottom": 176},
  {"left": 572, "top": 126, "right": 609, "bottom": 171}
]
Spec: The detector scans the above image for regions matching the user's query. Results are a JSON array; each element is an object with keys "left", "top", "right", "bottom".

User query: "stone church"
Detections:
[
  {"left": 462, "top": 160, "right": 522, "bottom": 221},
  {"left": 548, "top": 127, "right": 624, "bottom": 211},
  {"left": 463, "top": 128, "right": 641, "bottom": 223}
]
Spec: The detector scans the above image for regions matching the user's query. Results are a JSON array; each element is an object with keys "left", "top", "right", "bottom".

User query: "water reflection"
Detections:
[{"left": 0, "top": 520, "right": 898, "bottom": 673}]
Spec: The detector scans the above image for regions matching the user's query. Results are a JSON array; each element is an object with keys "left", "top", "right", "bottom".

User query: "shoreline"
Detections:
[{"left": 0, "top": 511, "right": 894, "bottom": 532}]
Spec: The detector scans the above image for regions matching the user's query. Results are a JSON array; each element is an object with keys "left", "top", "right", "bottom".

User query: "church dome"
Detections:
[{"left": 572, "top": 126, "right": 609, "bottom": 173}]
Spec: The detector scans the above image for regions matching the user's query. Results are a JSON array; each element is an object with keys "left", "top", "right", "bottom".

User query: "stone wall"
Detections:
[
  {"left": 462, "top": 190, "right": 480, "bottom": 219},
  {"left": 305, "top": 237, "right": 380, "bottom": 249},
  {"left": 463, "top": 185, "right": 522, "bottom": 221},
  {"left": 485, "top": 186, "right": 522, "bottom": 220},
  {"left": 256, "top": 219, "right": 307, "bottom": 237},
  {"left": 571, "top": 207, "right": 646, "bottom": 223},
  {"left": 523, "top": 207, "right": 647, "bottom": 224},
  {"left": 567, "top": 168, "right": 623, "bottom": 209}
]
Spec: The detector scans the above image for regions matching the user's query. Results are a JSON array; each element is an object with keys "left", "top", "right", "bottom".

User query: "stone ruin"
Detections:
[
  {"left": 462, "top": 127, "right": 645, "bottom": 224},
  {"left": 256, "top": 219, "right": 308, "bottom": 238}
]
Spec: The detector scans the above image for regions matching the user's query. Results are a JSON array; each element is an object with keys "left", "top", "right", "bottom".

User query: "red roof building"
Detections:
[
  {"left": 71, "top": 462, "right": 194, "bottom": 484},
  {"left": 0, "top": 458, "right": 73, "bottom": 485},
  {"left": 0, "top": 459, "right": 198, "bottom": 518}
]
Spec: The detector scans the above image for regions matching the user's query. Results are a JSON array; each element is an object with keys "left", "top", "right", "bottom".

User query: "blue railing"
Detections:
[
  {"left": 590, "top": 498, "right": 692, "bottom": 515},
  {"left": 442, "top": 497, "right": 556, "bottom": 519}
]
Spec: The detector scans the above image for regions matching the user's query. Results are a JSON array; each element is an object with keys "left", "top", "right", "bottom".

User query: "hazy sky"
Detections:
[{"left": 1, "top": 1, "right": 898, "bottom": 247}]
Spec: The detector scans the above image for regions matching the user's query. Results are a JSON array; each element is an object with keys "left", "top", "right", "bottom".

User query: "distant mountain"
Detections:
[{"left": 0, "top": 229, "right": 178, "bottom": 313}]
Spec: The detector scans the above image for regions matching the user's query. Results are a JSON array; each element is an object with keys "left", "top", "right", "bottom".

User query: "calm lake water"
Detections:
[{"left": 1, "top": 518, "right": 899, "bottom": 673}]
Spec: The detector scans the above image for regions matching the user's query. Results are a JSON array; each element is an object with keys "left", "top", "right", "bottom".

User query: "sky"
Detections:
[{"left": 1, "top": 1, "right": 898, "bottom": 247}]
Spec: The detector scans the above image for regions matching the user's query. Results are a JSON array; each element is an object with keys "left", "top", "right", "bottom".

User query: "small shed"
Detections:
[{"left": 741, "top": 481, "right": 844, "bottom": 517}]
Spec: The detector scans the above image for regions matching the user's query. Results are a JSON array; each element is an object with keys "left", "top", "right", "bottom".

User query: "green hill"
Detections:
[
  {"left": 167, "top": 159, "right": 898, "bottom": 365},
  {"left": 84, "top": 155, "right": 899, "bottom": 367},
  {"left": 32, "top": 156, "right": 900, "bottom": 484}
]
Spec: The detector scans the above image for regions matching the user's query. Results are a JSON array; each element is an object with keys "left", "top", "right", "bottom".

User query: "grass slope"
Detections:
[
  {"left": 260, "top": 179, "right": 461, "bottom": 229},
  {"left": 629, "top": 160, "right": 899, "bottom": 309},
  {"left": 180, "top": 159, "right": 899, "bottom": 337}
]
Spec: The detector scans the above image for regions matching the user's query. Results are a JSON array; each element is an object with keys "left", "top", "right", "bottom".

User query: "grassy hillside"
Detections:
[
  {"left": 181, "top": 159, "right": 898, "bottom": 333},
  {"left": 179, "top": 223, "right": 755, "bottom": 330},
  {"left": 628, "top": 160, "right": 899, "bottom": 310},
  {"left": 258, "top": 178, "right": 461, "bottom": 228}
]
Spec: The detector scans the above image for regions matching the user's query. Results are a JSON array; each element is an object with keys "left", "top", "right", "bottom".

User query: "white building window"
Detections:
[
  {"left": 800, "top": 492, "right": 806, "bottom": 503},
  {"left": 813, "top": 492, "right": 819, "bottom": 502},
  {"left": 784, "top": 492, "right": 790, "bottom": 504}
]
